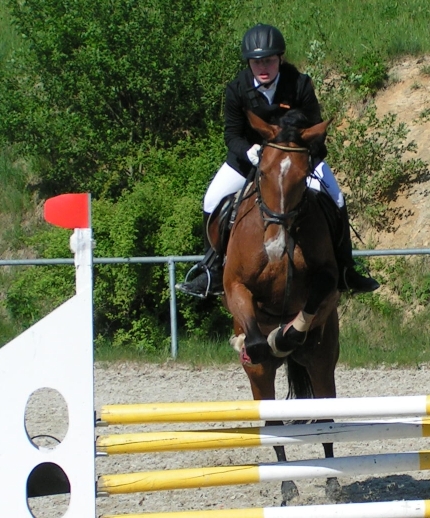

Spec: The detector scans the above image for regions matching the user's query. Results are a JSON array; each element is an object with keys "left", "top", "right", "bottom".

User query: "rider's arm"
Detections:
[
  {"left": 295, "top": 74, "right": 323, "bottom": 125},
  {"left": 296, "top": 74, "right": 328, "bottom": 160},
  {"left": 224, "top": 81, "right": 254, "bottom": 162}
]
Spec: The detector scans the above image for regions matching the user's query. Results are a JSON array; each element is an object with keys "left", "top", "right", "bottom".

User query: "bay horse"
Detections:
[{"left": 211, "top": 109, "right": 341, "bottom": 503}]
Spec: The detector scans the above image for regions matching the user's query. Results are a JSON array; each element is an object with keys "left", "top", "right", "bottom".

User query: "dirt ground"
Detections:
[{"left": 28, "top": 362, "right": 430, "bottom": 517}]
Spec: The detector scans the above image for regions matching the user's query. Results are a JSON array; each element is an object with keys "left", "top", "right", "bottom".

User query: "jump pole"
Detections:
[
  {"left": 97, "top": 418, "right": 430, "bottom": 454},
  {"left": 102, "top": 499, "right": 430, "bottom": 518},
  {"left": 97, "top": 450, "right": 430, "bottom": 495},
  {"left": 99, "top": 395, "right": 430, "bottom": 425}
]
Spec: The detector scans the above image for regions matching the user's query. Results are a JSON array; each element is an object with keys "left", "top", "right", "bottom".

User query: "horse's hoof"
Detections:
[
  {"left": 245, "top": 343, "right": 271, "bottom": 364},
  {"left": 325, "top": 477, "right": 342, "bottom": 502},
  {"left": 268, "top": 324, "right": 307, "bottom": 356},
  {"left": 267, "top": 327, "right": 292, "bottom": 358},
  {"left": 280, "top": 480, "right": 299, "bottom": 505}
]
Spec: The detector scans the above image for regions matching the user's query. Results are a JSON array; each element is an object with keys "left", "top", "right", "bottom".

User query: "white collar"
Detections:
[{"left": 253, "top": 73, "right": 280, "bottom": 104}]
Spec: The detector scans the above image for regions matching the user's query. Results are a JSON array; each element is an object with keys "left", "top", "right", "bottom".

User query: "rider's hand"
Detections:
[{"left": 246, "top": 144, "right": 261, "bottom": 166}]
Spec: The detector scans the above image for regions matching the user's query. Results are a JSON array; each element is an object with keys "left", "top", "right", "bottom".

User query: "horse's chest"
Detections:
[
  {"left": 264, "top": 227, "right": 287, "bottom": 262},
  {"left": 261, "top": 235, "right": 307, "bottom": 287}
]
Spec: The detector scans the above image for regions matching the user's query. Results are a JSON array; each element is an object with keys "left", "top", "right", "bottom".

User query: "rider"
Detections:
[{"left": 176, "top": 23, "right": 380, "bottom": 298}]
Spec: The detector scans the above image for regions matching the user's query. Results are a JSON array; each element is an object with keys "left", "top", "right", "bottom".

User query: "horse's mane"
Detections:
[
  {"left": 273, "top": 109, "right": 326, "bottom": 159},
  {"left": 273, "top": 109, "right": 310, "bottom": 146}
]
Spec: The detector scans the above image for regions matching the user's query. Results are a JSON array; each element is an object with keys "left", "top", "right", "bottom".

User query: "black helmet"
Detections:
[{"left": 241, "top": 24, "right": 286, "bottom": 60}]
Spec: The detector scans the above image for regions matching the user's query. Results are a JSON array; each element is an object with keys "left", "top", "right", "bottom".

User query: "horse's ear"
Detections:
[
  {"left": 246, "top": 110, "right": 280, "bottom": 141},
  {"left": 300, "top": 119, "right": 332, "bottom": 143}
]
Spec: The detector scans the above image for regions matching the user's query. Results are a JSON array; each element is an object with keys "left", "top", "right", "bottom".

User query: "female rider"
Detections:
[{"left": 176, "top": 23, "right": 379, "bottom": 298}]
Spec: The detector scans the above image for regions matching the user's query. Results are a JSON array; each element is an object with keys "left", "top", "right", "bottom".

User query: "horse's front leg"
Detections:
[
  {"left": 268, "top": 268, "right": 337, "bottom": 356},
  {"left": 242, "top": 360, "right": 299, "bottom": 505},
  {"left": 225, "top": 282, "right": 271, "bottom": 364}
]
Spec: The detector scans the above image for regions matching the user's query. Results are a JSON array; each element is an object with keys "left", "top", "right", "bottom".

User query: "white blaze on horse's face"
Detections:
[{"left": 264, "top": 156, "right": 291, "bottom": 262}]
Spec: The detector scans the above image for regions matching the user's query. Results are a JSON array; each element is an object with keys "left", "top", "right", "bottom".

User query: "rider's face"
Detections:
[{"left": 249, "top": 55, "right": 280, "bottom": 84}]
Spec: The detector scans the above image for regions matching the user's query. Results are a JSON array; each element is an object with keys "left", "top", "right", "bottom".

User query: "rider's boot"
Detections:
[
  {"left": 336, "top": 204, "right": 380, "bottom": 294},
  {"left": 175, "top": 212, "right": 224, "bottom": 298}
]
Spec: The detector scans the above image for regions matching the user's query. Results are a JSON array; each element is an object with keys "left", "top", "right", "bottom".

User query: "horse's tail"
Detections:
[{"left": 285, "top": 356, "right": 314, "bottom": 400}]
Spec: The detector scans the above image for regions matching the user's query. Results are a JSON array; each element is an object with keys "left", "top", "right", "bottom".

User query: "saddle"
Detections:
[{"left": 206, "top": 187, "right": 343, "bottom": 266}]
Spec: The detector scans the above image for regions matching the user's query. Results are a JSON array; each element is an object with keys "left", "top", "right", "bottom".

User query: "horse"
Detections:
[{"left": 209, "top": 109, "right": 341, "bottom": 504}]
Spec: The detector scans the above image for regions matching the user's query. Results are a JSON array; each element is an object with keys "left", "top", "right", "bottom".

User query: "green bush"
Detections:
[
  {"left": 344, "top": 51, "right": 388, "bottom": 95},
  {"left": 328, "top": 104, "right": 427, "bottom": 226},
  {"left": 5, "top": 128, "right": 231, "bottom": 349},
  {"left": 5, "top": 227, "right": 74, "bottom": 327},
  {"left": 0, "top": 0, "right": 241, "bottom": 197}
]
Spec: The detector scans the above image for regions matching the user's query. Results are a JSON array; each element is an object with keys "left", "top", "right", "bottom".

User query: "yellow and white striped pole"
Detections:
[
  {"left": 96, "top": 418, "right": 430, "bottom": 455},
  {"left": 101, "top": 499, "right": 430, "bottom": 518},
  {"left": 99, "top": 395, "right": 430, "bottom": 425},
  {"left": 97, "top": 450, "right": 430, "bottom": 495}
]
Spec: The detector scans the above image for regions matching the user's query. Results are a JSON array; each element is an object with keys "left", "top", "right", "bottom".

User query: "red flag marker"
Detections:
[{"left": 44, "top": 193, "right": 91, "bottom": 229}]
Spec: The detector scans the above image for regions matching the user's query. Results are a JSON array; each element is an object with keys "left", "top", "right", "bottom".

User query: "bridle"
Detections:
[
  {"left": 255, "top": 141, "right": 312, "bottom": 321},
  {"left": 255, "top": 142, "right": 311, "bottom": 229}
]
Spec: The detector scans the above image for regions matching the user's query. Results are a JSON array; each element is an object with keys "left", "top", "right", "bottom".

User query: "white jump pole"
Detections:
[
  {"left": 102, "top": 499, "right": 430, "bottom": 518},
  {"left": 0, "top": 194, "right": 96, "bottom": 517},
  {"left": 98, "top": 450, "right": 430, "bottom": 495},
  {"left": 96, "top": 418, "right": 430, "bottom": 454},
  {"left": 100, "top": 395, "right": 430, "bottom": 424}
]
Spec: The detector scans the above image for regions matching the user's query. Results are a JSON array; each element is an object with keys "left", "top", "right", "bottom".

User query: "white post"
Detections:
[{"left": 0, "top": 205, "right": 96, "bottom": 516}]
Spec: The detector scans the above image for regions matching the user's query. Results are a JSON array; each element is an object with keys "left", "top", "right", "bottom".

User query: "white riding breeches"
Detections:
[
  {"left": 203, "top": 161, "right": 344, "bottom": 214},
  {"left": 203, "top": 162, "right": 250, "bottom": 213}
]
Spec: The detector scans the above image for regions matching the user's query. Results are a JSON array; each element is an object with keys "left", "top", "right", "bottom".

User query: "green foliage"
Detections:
[
  {"left": 379, "top": 256, "right": 430, "bottom": 305},
  {"left": 0, "top": 0, "right": 241, "bottom": 196},
  {"left": 5, "top": 227, "right": 74, "bottom": 327},
  {"left": 328, "top": 104, "right": 427, "bottom": 226},
  {"left": 4, "top": 128, "right": 230, "bottom": 349},
  {"left": 0, "top": 148, "right": 36, "bottom": 250},
  {"left": 344, "top": 51, "right": 388, "bottom": 95},
  {"left": 339, "top": 286, "right": 430, "bottom": 367}
]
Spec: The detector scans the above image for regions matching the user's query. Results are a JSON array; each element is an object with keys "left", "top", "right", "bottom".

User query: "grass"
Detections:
[
  {"left": 96, "top": 333, "right": 238, "bottom": 366},
  {"left": 339, "top": 299, "right": 430, "bottom": 367},
  {"left": 95, "top": 294, "right": 430, "bottom": 369},
  {"left": 240, "top": 0, "right": 430, "bottom": 65}
]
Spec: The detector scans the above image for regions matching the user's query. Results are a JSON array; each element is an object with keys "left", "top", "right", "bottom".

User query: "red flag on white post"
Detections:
[{"left": 44, "top": 193, "right": 91, "bottom": 229}]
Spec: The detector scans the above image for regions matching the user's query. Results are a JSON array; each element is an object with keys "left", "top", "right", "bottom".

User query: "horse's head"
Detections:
[{"left": 247, "top": 110, "right": 331, "bottom": 225}]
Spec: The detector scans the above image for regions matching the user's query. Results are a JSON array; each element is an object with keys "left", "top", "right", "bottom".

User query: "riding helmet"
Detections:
[{"left": 241, "top": 23, "right": 286, "bottom": 60}]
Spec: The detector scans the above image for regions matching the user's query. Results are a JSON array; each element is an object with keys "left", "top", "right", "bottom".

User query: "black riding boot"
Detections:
[
  {"left": 336, "top": 204, "right": 380, "bottom": 294},
  {"left": 175, "top": 212, "right": 224, "bottom": 298}
]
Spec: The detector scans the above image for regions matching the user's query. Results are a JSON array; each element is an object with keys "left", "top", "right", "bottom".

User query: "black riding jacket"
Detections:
[{"left": 224, "top": 62, "right": 324, "bottom": 177}]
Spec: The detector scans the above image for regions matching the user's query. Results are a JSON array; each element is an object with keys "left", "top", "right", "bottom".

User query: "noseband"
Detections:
[{"left": 256, "top": 142, "right": 310, "bottom": 229}]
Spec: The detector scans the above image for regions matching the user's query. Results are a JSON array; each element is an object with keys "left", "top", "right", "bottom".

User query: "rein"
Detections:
[{"left": 265, "top": 142, "right": 308, "bottom": 153}]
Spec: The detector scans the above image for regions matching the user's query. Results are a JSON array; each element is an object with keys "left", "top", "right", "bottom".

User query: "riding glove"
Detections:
[{"left": 246, "top": 144, "right": 261, "bottom": 166}]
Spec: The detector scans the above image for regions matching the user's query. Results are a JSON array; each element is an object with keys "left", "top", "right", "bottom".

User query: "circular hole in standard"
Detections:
[
  {"left": 25, "top": 388, "right": 69, "bottom": 449},
  {"left": 27, "top": 463, "right": 70, "bottom": 517}
]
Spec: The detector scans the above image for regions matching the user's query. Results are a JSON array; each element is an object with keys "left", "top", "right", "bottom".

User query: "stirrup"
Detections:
[
  {"left": 183, "top": 264, "right": 211, "bottom": 299},
  {"left": 176, "top": 265, "right": 224, "bottom": 298},
  {"left": 340, "top": 266, "right": 380, "bottom": 294}
]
